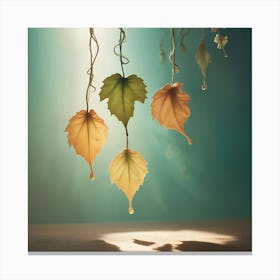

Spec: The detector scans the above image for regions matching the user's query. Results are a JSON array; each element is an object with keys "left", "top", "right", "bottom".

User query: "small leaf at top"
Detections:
[
  {"left": 65, "top": 109, "right": 108, "bottom": 180},
  {"left": 151, "top": 82, "right": 192, "bottom": 144},
  {"left": 109, "top": 148, "right": 148, "bottom": 214},
  {"left": 214, "top": 34, "right": 228, "bottom": 49},
  {"left": 214, "top": 34, "right": 228, "bottom": 57},
  {"left": 99, "top": 73, "right": 147, "bottom": 128}
]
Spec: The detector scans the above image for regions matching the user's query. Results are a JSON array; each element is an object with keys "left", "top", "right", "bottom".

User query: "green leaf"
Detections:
[{"left": 99, "top": 73, "right": 147, "bottom": 128}]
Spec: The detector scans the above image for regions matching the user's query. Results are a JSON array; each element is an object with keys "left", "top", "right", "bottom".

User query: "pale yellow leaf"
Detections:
[{"left": 109, "top": 149, "right": 148, "bottom": 214}]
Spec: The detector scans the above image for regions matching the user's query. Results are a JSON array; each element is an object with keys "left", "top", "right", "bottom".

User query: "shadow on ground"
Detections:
[
  {"left": 153, "top": 235, "right": 251, "bottom": 252},
  {"left": 29, "top": 239, "right": 121, "bottom": 252}
]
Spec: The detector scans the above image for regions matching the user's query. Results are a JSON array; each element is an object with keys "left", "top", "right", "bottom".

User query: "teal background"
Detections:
[{"left": 28, "top": 28, "right": 251, "bottom": 223}]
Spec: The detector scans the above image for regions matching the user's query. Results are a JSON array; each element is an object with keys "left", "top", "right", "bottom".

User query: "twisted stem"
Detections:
[
  {"left": 169, "top": 28, "right": 180, "bottom": 84},
  {"left": 86, "top": 28, "right": 99, "bottom": 112},
  {"left": 114, "top": 28, "right": 129, "bottom": 78}
]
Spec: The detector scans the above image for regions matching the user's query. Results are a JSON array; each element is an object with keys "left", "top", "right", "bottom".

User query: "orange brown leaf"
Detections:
[
  {"left": 65, "top": 109, "right": 108, "bottom": 180},
  {"left": 151, "top": 82, "right": 192, "bottom": 144}
]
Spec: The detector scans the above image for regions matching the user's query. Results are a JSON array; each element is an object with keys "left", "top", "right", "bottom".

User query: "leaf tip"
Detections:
[
  {"left": 188, "top": 137, "right": 193, "bottom": 145},
  {"left": 183, "top": 132, "right": 192, "bottom": 144},
  {"left": 90, "top": 165, "right": 94, "bottom": 181}
]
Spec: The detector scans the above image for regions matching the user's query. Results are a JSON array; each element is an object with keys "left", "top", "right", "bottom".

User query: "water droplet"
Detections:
[
  {"left": 129, "top": 207, "right": 134, "bottom": 215},
  {"left": 201, "top": 81, "right": 207, "bottom": 91},
  {"left": 223, "top": 48, "right": 228, "bottom": 58},
  {"left": 128, "top": 200, "right": 134, "bottom": 215}
]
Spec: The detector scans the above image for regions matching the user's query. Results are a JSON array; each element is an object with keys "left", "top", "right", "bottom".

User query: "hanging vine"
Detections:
[
  {"left": 152, "top": 28, "right": 192, "bottom": 144},
  {"left": 99, "top": 28, "right": 148, "bottom": 215},
  {"left": 160, "top": 27, "right": 229, "bottom": 91},
  {"left": 86, "top": 28, "right": 99, "bottom": 112},
  {"left": 65, "top": 28, "right": 108, "bottom": 181},
  {"left": 195, "top": 30, "right": 211, "bottom": 91}
]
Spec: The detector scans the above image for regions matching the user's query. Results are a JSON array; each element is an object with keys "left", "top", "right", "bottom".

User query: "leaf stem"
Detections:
[
  {"left": 125, "top": 126, "right": 129, "bottom": 149},
  {"left": 86, "top": 28, "right": 99, "bottom": 112}
]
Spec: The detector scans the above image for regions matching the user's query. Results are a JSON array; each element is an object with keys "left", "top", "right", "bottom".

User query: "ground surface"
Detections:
[{"left": 28, "top": 219, "right": 251, "bottom": 252}]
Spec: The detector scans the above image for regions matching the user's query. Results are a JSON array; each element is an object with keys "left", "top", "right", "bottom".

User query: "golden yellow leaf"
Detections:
[
  {"left": 65, "top": 109, "right": 108, "bottom": 181},
  {"left": 151, "top": 82, "right": 192, "bottom": 144},
  {"left": 109, "top": 149, "right": 148, "bottom": 214}
]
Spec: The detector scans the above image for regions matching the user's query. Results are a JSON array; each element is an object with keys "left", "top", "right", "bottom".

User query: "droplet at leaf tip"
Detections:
[
  {"left": 129, "top": 204, "right": 134, "bottom": 215},
  {"left": 128, "top": 199, "right": 135, "bottom": 214},
  {"left": 201, "top": 81, "right": 208, "bottom": 91}
]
